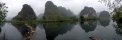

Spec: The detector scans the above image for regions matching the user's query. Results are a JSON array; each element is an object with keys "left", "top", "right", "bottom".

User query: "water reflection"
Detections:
[
  {"left": 43, "top": 22, "right": 75, "bottom": 40},
  {"left": 32, "top": 24, "right": 46, "bottom": 40},
  {"left": 0, "top": 20, "right": 122, "bottom": 40},
  {"left": 99, "top": 18, "right": 111, "bottom": 27},
  {"left": 0, "top": 23, "right": 5, "bottom": 40},
  {"left": 80, "top": 20, "right": 97, "bottom": 33},
  {"left": 0, "top": 23, "right": 4, "bottom": 33},
  {"left": 12, "top": 22, "right": 36, "bottom": 40}
]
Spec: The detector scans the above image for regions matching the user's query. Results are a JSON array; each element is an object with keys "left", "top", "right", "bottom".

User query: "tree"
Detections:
[
  {"left": 0, "top": 2, "right": 7, "bottom": 23},
  {"left": 99, "top": 0, "right": 122, "bottom": 9}
]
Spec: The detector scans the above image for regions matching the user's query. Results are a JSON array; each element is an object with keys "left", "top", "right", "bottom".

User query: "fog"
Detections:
[{"left": 0, "top": 0, "right": 109, "bottom": 18}]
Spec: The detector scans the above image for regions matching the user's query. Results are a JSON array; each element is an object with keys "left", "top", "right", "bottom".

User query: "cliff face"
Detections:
[
  {"left": 43, "top": 1, "right": 61, "bottom": 20},
  {"left": 43, "top": 1, "right": 77, "bottom": 21},
  {"left": 12, "top": 4, "right": 37, "bottom": 22},
  {"left": 80, "top": 6, "right": 97, "bottom": 19}
]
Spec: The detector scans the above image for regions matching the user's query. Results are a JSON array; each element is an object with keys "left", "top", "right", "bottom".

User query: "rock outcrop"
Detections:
[
  {"left": 80, "top": 6, "right": 97, "bottom": 19},
  {"left": 12, "top": 4, "right": 37, "bottom": 22},
  {"left": 43, "top": 1, "right": 60, "bottom": 21}
]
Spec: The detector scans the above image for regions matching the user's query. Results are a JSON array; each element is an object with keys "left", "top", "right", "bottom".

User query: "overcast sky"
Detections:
[{"left": 0, "top": 0, "right": 109, "bottom": 18}]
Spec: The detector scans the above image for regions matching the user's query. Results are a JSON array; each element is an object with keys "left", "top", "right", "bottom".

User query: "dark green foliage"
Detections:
[
  {"left": 112, "top": 6, "right": 122, "bottom": 23},
  {"left": 112, "top": 5, "right": 122, "bottom": 31},
  {"left": 113, "top": 6, "right": 122, "bottom": 35},
  {"left": 80, "top": 16, "right": 84, "bottom": 22},
  {"left": 114, "top": 22, "right": 122, "bottom": 36},
  {"left": 112, "top": 11, "right": 122, "bottom": 23},
  {"left": 0, "top": 2, "right": 7, "bottom": 23}
]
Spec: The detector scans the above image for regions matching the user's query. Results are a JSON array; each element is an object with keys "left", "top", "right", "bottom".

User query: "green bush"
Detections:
[{"left": 112, "top": 11, "right": 122, "bottom": 23}]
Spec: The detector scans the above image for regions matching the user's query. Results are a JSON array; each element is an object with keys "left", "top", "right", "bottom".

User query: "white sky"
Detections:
[{"left": 0, "top": 0, "right": 109, "bottom": 18}]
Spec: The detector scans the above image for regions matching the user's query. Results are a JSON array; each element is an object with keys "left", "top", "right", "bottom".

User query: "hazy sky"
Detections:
[{"left": 0, "top": 0, "right": 109, "bottom": 18}]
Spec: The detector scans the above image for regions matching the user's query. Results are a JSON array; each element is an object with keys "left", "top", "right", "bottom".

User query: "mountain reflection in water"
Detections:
[
  {"left": 43, "top": 22, "right": 75, "bottom": 40},
  {"left": 0, "top": 20, "right": 122, "bottom": 40},
  {"left": 80, "top": 20, "right": 97, "bottom": 33}
]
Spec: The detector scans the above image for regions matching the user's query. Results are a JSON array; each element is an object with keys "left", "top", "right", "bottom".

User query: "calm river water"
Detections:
[{"left": 0, "top": 19, "right": 122, "bottom": 40}]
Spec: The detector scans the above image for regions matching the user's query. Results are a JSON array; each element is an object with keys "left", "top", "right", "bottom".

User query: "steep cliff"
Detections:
[{"left": 12, "top": 4, "right": 37, "bottom": 22}]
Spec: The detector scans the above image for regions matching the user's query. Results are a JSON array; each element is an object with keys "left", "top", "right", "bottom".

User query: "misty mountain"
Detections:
[
  {"left": 37, "top": 13, "right": 43, "bottom": 20},
  {"left": 38, "top": 14, "right": 43, "bottom": 18},
  {"left": 43, "top": 1, "right": 61, "bottom": 20},
  {"left": 58, "top": 6, "right": 75, "bottom": 17},
  {"left": 99, "top": 11, "right": 110, "bottom": 19},
  {"left": 43, "top": 1, "right": 77, "bottom": 21},
  {"left": 12, "top": 4, "right": 37, "bottom": 21},
  {"left": 80, "top": 6, "right": 97, "bottom": 19}
]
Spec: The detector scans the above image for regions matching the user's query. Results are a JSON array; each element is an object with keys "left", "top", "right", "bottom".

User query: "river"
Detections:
[{"left": 0, "top": 19, "right": 122, "bottom": 40}]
